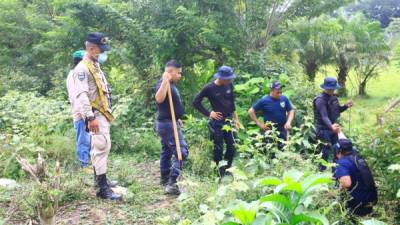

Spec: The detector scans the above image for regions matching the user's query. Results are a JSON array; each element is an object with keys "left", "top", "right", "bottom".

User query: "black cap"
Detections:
[
  {"left": 270, "top": 81, "right": 284, "bottom": 90},
  {"left": 86, "top": 32, "right": 111, "bottom": 52}
]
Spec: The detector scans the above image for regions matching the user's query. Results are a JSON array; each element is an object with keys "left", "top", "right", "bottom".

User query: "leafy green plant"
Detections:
[{"left": 223, "top": 169, "right": 333, "bottom": 225}]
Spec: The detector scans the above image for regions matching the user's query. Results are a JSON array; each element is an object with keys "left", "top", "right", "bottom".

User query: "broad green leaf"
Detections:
[
  {"left": 301, "top": 173, "right": 333, "bottom": 191},
  {"left": 230, "top": 201, "right": 258, "bottom": 225},
  {"left": 252, "top": 214, "right": 273, "bottom": 225},
  {"left": 290, "top": 212, "right": 329, "bottom": 225},
  {"left": 257, "top": 177, "right": 282, "bottom": 187},
  {"left": 259, "top": 194, "right": 292, "bottom": 210},
  {"left": 260, "top": 202, "right": 290, "bottom": 223},
  {"left": 283, "top": 169, "right": 304, "bottom": 183},
  {"left": 249, "top": 87, "right": 260, "bottom": 94},
  {"left": 275, "top": 182, "right": 303, "bottom": 194}
]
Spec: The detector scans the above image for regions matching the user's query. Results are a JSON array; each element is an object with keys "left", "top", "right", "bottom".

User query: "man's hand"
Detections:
[
  {"left": 88, "top": 119, "right": 100, "bottom": 133},
  {"left": 345, "top": 99, "right": 353, "bottom": 108},
  {"left": 210, "top": 111, "right": 223, "bottom": 120},
  {"left": 178, "top": 119, "right": 183, "bottom": 127},
  {"left": 331, "top": 123, "right": 341, "bottom": 134},
  {"left": 257, "top": 122, "right": 269, "bottom": 131},
  {"left": 284, "top": 122, "right": 292, "bottom": 131},
  {"left": 162, "top": 69, "right": 172, "bottom": 82}
]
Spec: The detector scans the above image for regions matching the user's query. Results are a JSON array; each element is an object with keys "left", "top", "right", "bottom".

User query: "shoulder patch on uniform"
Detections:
[
  {"left": 78, "top": 72, "right": 85, "bottom": 81},
  {"left": 280, "top": 101, "right": 286, "bottom": 108}
]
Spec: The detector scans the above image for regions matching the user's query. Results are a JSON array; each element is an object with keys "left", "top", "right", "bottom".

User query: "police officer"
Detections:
[
  {"left": 155, "top": 60, "right": 188, "bottom": 195},
  {"left": 313, "top": 77, "right": 353, "bottom": 170},
  {"left": 66, "top": 50, "right": 91, "bottom": 170},
  {"left": 248, "top": 81, "right": 295, "bottom": 146},
  {"left": 192, "top": 66, "right": 241, "bottom": 177},
  {"left": 334, "top": 132, "right": 377, "bottom": 216},
  {"left": 72, "top": 32, "right": 121, "bottom": 200}
]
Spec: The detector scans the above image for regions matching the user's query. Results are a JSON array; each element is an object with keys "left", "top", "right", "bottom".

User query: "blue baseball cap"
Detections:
[
  {"left": 270, "top": 81, "right": 284, "bottom": 90},
  {"left": 214, "top": 66, "right": 237, "bottom": 80},
  {"left": 86, "top": 32, "right": 111, "bottom": 52},
  {"left": 320, "top": 77, "right": 341, "bottom": 90}
]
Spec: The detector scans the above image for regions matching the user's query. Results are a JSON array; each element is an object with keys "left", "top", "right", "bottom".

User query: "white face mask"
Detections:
[{"left": 97, "top": 52, "right": 108, "bottom": 64}]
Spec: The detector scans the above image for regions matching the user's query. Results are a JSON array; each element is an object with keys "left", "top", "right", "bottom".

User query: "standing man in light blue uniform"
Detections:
[{"left": 66, "top": 50, "right": 91, "bottom": 169}]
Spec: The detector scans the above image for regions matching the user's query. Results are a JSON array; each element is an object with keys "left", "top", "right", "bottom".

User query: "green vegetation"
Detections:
[{"left": 0, "top": 0, "right": 399, "bottom": 224}]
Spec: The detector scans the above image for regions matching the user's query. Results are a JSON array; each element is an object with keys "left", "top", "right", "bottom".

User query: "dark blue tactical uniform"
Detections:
[
  {"left": 313, "top": 93, "right": 348, "bottom": 166},
  {"left": 193, "top": 82, "right": 236, "bottom": 170},
  {"left": 334, "top": 140, "right": 377, "bottom": 216},
  {"left": 193, "top": 66, "right": 238, "bottom": 176},
  {"left": 313, "top": 77, "right": 350, "bottom": 171},
  {"left": 155, "top": 79, "right": 188, "bottom": 185}
]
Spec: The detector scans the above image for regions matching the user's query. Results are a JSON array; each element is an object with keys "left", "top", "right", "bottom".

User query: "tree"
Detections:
[
  {"left": 351, "top": 14, "right": 390, "bottom": 96},
  {"left": 282, "top": 16, "right": 341, "bottom": 81},
  {"left": 332, "top": 15, "right": 358, "bottom": 96}
]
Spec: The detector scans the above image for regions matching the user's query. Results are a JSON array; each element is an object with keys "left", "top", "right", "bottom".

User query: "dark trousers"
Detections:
[
  {"left": 347, "top": 200, "right": 373, "bottom": 217},
  {"left": 156, "top": 121, "right": 188, "bottom": 180},
  {"left": 316, "top": 128, "right": 338, "bottom": 170},
  {"left": 208, "top": 119, "right": 236, "bottom": 168}
]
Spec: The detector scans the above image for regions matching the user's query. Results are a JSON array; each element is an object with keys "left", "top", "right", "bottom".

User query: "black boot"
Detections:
[
  {"left": 96, "top": 174, "right": 122, "bottom": 201},
  {"left": 218, "top": 165, "right": 227, "bottom": 178},
  {"left": 94, "top": 168, "right": 118, "bottom": 188},
  {"left": 160, "top": 175, "right": 169, "bottom": 186},
  {"left": 165, "top": 176, "right": 180, "bottom": 195}
]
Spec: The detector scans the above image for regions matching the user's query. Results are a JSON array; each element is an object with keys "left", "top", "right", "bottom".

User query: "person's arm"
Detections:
[
  {"left": 248, "top": 107, "right": 267, "bottom": 130},
  {"left": 155, "top": 71, "right": 172, "bottom": 104},
  {"left": 284, "top": 110, "right": 295, "bottom": 130},
  {"left": 192, "top": 87, "right": 211, "bottom": 117},
  {"left": 339, "top": 176, "right": 352, "bottom": 189},
  {"left": 334, "top": 162, "right": 352, "bottom": 189},
  {"left": 315, "top": 98, "right": 340, "bottom": 133},
  {"left": 340, "top": 99, "right": 353, "bottom": 112},
  {"left": 233, "top": 111, "right": 241, "bottom": 131},
  {"left": 338, "top": 131, "right": 347, "bottom": 139},
  {"left": 73, "top": 70, "right": 98, "bottom": 133},
  {"left": 284, "top": 98, "right": 295, "bottom": 130}
]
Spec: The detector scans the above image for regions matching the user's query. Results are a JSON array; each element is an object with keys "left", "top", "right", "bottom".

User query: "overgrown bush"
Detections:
[{"left": 357, "top": 112, "right": 400, "bottom": 223}]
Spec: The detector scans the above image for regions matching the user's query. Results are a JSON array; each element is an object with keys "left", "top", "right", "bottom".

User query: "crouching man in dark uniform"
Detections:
[{"left": 334, "top": 132, "right": 378, "bottom": 217}]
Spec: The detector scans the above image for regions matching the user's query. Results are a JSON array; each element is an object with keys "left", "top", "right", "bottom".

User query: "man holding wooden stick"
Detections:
[{"left": 155, "top": 60, "right": 188, "bottom": 195}]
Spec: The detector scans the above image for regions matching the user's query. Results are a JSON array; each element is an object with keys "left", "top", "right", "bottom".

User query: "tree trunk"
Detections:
[
  {"left": 305, "top": 62, "right": 318, "bottom": 81},
  {"left": 358, "top": 80, "right": 367, "bottom": 96},
  {"left": 337, "top": 64, "right": 348, "bottom": 97}
]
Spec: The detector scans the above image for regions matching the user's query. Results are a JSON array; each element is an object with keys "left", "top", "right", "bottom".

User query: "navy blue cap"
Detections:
[
  {"left": 86, "top": 32, "right": 111, "bottom": 52},
  {"left": 214, "top": 66, "right": 237, "bottom": 80},
  {"left": 320, "top": 77, "right": 341, "bottom": 90},
  {"left": 334, "top": 139, "right": 353, "bottom": 154},
  {"left": 270, "top": 81, "right": 284, "bottom": 90}
]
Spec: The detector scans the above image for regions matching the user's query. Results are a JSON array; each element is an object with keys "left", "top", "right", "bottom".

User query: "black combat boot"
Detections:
[
  {"left": 160, "top": 175, "right": 169, "bottom": 186},
  {"left": 94, "top": 168, "right": 118, "bottom": 188},
  {"left": 165, "top": 176, "right": 180, "bottom": 195},
  {"left": 96, "top": 174, "right": 122, "bottom": 201}
]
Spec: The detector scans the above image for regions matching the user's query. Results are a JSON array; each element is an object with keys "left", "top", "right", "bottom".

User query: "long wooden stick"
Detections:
[{"left": 167, "top": 84, "right": 183, "bottom": 161}]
